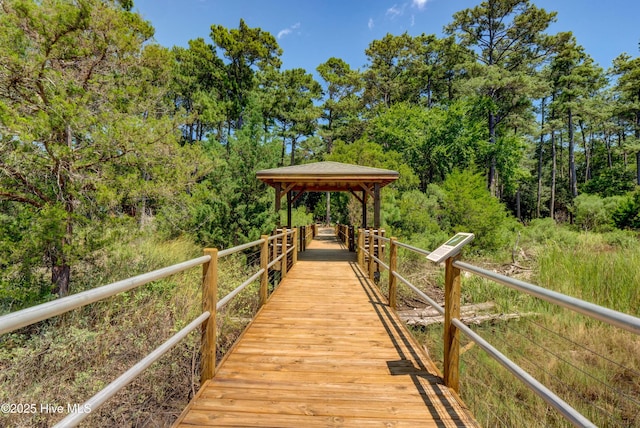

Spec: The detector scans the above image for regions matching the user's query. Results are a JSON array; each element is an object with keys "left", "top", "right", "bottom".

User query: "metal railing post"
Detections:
[
  {"left": 444, "top": 254, "right": 461, "bottom": 393},
  {"left": 389, "top": 237, "right": 398, "bottom": 309},
  {"left": 260, "top": 236, "right": 269, "bottom": 307},
  {"left": 201, "top": 248, "right": 218, "bottom": 385}
]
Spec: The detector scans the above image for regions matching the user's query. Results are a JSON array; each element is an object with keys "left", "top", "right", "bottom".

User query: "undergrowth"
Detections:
[
  {"left": 395, "top": 223, "right": 640, "bottom": 427},
  {"left": 0, "top": 231, "right": 266, "bottom": 427}
]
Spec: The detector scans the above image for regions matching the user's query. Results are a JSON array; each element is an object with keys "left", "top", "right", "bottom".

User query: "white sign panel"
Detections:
[{"left": 426, "top": 233, "right": 474, "bottom": 264}]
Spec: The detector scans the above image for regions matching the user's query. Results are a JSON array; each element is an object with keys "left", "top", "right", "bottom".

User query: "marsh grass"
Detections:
[
  {"left": 0, "top": 232, "right": 269, "bottom": 427},
  {"left": 401, "top": 226, "right": 640, "bottom": 427}
]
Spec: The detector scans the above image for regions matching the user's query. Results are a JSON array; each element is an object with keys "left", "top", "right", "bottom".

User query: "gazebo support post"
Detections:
[
  {"left": 362, "top": 190, "right": 367, "bottom": 228},
  {"left": 275, "top": 183, "right": 282, "bottom": 227},
  {"left": 287, "top": 190, "right": 292, "bottom": 228},
  {"left": 374, "top": 183, "right": 381, "bottom": 228}
]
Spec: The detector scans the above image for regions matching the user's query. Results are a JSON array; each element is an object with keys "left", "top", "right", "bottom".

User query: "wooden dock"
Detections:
[{"left": 174, "top": 229, "right": 477, "bottom": 427}]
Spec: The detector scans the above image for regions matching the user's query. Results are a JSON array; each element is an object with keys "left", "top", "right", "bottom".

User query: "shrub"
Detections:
[
  {"left": 439, "top": 169, "right": 518, "bottom": 252},
  {"left": 612, "top": 188, "right": 640, "bottom": 230}
]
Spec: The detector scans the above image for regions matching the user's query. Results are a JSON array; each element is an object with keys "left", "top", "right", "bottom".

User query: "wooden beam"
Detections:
[
  {"left": 357, "top": 182, "right": 374, "bottom": 198},
  {"left": 275, "top": 183, "right": 282, "bottom": 227},
  {"left": 349, "top": 188, "right": 363, "bottom": 204},
  {"left": 290, "top": 188, "right": 306, "bottom": 205},
  {"left": 282, "top": 182, "right": 296, "bottom": 195},
  {"left": 362, "top": 190, "right": 367, "bottom": 228},
  {"left": 287, "top": 191, "right": 292, "bottom": 227},
  {"left": 374, "top": 182, "right": 381, "bottom": 228}
]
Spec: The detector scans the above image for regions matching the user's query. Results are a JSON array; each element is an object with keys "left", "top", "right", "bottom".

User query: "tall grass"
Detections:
[
  {"left": 0, "top": 231, "right": 269, "bottom": 427},
  {"left": 398, "top": 225, "right": 640, "bottom": 427}
]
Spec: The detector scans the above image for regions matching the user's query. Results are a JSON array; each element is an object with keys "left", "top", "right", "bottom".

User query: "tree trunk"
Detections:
[
  {"left": 290, "top": 138, "right": 296, "bottom": 166},
  {"left": 536, "top": 99, "right": 545, "bottom": 218},
  {"left": 550, "top": 130, "right": 557, "bottom": 220},
  {"left": 488, "top": 112, "right": 497, "bottom": 196},
  {"left": 636, "top": 111, "right": 640, "bottom": 185},
  {"left": 579, "top": 120, "right": 590, "bottom": 183},
  {"left": 568, "top": 108, "right": 577, "bottom": 198}
]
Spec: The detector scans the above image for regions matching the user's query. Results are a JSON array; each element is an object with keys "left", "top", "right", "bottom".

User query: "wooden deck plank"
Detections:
[{"left": 174, "top": 229, "right": 476, "bottom": 427}]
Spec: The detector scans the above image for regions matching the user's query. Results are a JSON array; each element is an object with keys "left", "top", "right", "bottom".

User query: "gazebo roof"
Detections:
[{"left": 256, "top": 161, "right": 399, "bottom": 192}]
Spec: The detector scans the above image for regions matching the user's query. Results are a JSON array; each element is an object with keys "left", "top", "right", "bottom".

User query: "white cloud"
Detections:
[
  {"left": 412, "top": 0, "right": 428, "bottom": 10},
  {"left": 277, "top": 22, "right": 301, "bottom": 39},
  {"left": 277, "top": 28, "right": 291, "bottom": 39},
  {"left": 368, "top": 18, "right": 374, "bottom": 30},
  {"left": 411, "top": 14, "right": 415, "bottom": 26},
  {"left": 386, "top": 4, "right": 402, "bottom": 17}
]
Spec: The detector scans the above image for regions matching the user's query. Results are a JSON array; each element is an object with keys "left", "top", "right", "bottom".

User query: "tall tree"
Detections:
[
  {"left": 362, "top": 33, "right": 416, "bottom": 111},
  {"left": 549, "top": 36, "right": 604, "bottom": 199},
  {"left": 264, "top": 68, "right": 321, "bottom": 166},
  {"left": 210, "top": 19, "right": 282, "bottom": 134},
  {"left": 612, "top": 53, "right": 640, "bottom": 185},
  {"left": 317, "top": 57, "right": 363, "bottom": 151},
  {"left": 446, "top": 0, "right": 563, "bottom": 195},
  {"left": 0, "top": 0, "right": 193, "bottom": 296},
  {"left": 171, "top": 38, "right": 226, "bottom": 144}
]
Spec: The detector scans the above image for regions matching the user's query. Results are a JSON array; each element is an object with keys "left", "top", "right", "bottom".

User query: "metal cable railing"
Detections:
[
  {"left": 357, "top": 228, "right": 640, "bottom": 428},
  {"left": 0, "top": 226, "right": 306, "bottom": 427}
]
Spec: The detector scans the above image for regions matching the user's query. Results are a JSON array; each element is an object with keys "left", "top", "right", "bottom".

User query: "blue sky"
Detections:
[{"left": 134, "top": 0, "right": 640, "bottom": 78}]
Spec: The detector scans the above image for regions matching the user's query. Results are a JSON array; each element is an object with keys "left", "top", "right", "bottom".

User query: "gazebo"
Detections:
[{"left": 256, "top": 161, "right": 399, "bottom": 228}]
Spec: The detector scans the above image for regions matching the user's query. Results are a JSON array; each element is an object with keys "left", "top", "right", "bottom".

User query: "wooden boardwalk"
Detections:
[{"left": 174, "top": 229, "right": 477, "bottom": 427}]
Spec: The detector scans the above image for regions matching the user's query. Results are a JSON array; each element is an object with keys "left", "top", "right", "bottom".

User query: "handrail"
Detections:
[
  {"left": 53, "top": 311, "right": 211, "bottom": 428},
  {"left": 453, "top": 260, "right": 640, "bottom": 336},
  {"left": 216, "top": 269, "right": 265, "bottom": 311},
  {"left": 357, "top": 227, "right": 640, "bottom": 427},
  {"left": 0, "top": 255, "right": 211, "bottom": 336},
  {"left": 1, "top": 224, "right": 308, "bottom": 427},
  {"left": 451, "top": 318, "right": 596, "bottom": 428},
  {"left": 218, "top": 238, "right": 265, "bottom": 258}
]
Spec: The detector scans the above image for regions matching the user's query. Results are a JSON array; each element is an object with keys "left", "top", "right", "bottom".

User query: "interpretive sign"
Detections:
[{"left": 426, "top": 233, "right": 474, "bottom": 264}]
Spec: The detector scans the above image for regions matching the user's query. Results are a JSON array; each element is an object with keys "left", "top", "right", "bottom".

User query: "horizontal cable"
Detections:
[
  {"left": 217, "top": 269, "right": 264, "bottom": 311},
  {"left": 451, "top": 318, "right": 596, "bottom": 428},
  {"left": 0, "top": 255, "right": 211, "bottom": 336},
  {"left": 392, "top": 271, "right": 444, "bottom": 316},
  {"left": 268, "top": 232, "right": 285, "bottom": 241},
  {"left": 53, "top": 311, "right": 210, "bottom": 428},
  {"left": 267, "top": 253, "right": 285, "bottom": 269},
  {"left": 394, "top": 241, "right": 432, "bottom": 256},
  {"left": 218, "top": 239, "right": 265, "bottom": 258},
  {"left": 453, "top": 260, "right": 640, "bottom": 336},
  {"left": 371, "top": 255, "right": 389, "bottom": 271}
]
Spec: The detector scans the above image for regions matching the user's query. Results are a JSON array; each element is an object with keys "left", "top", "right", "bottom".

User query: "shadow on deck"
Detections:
[{"left": 174, "top": 228, "right": 477, "bottom": 427}]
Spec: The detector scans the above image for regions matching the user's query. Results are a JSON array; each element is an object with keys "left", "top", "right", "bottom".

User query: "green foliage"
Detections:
[
  {"left": 368, "top": 101, "right": 486, "bottom": 189},
  {"left": 280, "top": 207, "right": 314, "bottom": 227},
  {"left": 581, "top": 166, "right": 636, "bottom": 197},
  {"left": 327, "top": 138, "right": 419, "bottom": 191},
  {"left": 571, "top": 193, "right": 628, "bottom": 232},
  {"left": 439, "top": 169, "right": 518, "bottom": 251},
  {"left": 612, "top": 188, "right": 640, "bottom": 230}
]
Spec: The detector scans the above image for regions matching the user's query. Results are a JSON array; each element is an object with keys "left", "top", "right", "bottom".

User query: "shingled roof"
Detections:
[{"left": 256, "top": 161, "right": 399, "bottom": 192}]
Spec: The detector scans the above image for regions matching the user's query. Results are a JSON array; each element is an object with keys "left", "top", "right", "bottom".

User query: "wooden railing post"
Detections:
[
  {"left": 357, "top": 228, "right": 364, "bottom": 268},
  {"left": 259, "top": 236, "right": 269, "bottom": 307},
  {"left": 389, "top": 237, "right": 398, "bottom": 309},
  {"left": 282, "top": 228, "right": 288, "bottom": 278},
  {"left": 368, "top": 228, "right": 375, "bottom": 281},
  {"left": 201, "top": 248, "right": 218, "bottom": 385},
  {"left": 444, "top": 254, "right": 461, "bottom": 393},
  {"left": 292, "top": 227, "right": 298, "bottom": 265}
]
